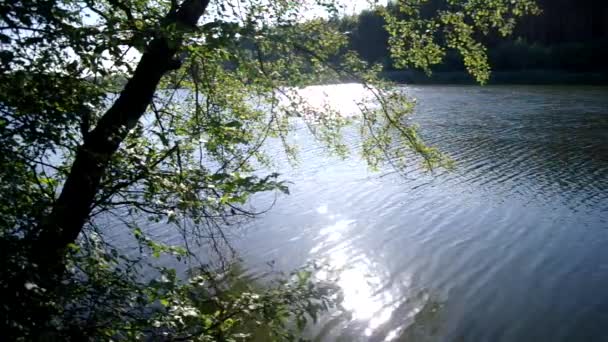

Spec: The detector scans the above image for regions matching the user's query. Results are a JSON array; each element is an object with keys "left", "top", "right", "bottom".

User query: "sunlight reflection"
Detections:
[
  {"left": 384, "top": 327, "right": 401, "bottom": 341},
  {"left": 311, "top": 219, "right": 355, "bottom": 254},
  {"left": 285, "top": 83, "right": 376, "bottom": 118},
  {"left": 309, "top": 218, "right": 437, "bottom": 342},
  {"left": 316, "top": 204, "right": 328, "bottom": 214},
  {"left": 311, "top": 217, "right": 408, "bottom": 337}
]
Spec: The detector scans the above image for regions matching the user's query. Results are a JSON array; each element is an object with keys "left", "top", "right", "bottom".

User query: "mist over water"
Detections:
[{"left": 231, "top": 85, "right": 608, "bottom": 341}]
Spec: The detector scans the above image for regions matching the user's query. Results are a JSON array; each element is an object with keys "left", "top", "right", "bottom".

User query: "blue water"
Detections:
[{"left": 229, "top": 85, "right": 608, "bottom": 341}]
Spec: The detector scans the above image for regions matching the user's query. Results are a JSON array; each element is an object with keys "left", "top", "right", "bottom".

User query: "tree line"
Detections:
[{"left": 337, "top": 0, "right": 608, "bottom": 74}]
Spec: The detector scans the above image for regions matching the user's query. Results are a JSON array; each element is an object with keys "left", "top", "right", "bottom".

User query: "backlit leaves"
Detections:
[
  {"left": 383, "top": 0, "right": 540, "bottom": 83},
  {"left": 1, "top": 0, "right": 536, "bottom": 339}
]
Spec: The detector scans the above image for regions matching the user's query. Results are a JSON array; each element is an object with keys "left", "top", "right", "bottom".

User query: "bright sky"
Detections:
[
  {"left": 291, "top": 0, "right": 388, "bottom": 22},
  {"left": 334, "top": 0, "right": 372, "bottom": 14},
  {"left": 342, "top": 0, "right": 388, "bottom": 14},
  {"left": 91, "top": 0, "right": 388, "bottom": 72},
  {"left": 307, "top": 0, "right": 388, "bottom": 17}
]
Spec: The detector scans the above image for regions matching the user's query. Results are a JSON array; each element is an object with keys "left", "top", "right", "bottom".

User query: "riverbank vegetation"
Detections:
[
  {"left": 1, "top": 0, "right": 538, "bottom": 340},
  {"left": 337, "top": 0, "right": 608, "bottom": 84}
]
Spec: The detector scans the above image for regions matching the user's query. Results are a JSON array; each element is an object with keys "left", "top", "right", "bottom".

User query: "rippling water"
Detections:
[{"left": 227, "top": 85, "right": 608, "bottom": 341}]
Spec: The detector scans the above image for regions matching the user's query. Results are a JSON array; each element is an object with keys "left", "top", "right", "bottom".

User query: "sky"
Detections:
[
  {"left": 89, "top": 0, "right": 388, "bottom": 72},
  {"left": 349, "top": 0, "right": 389, "bottom": 13},
  {"left": 308, "top": 0, "right": 388, "bottom": 17}
]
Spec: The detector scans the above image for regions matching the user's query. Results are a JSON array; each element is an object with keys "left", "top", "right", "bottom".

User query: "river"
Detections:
[
  {"left": 138, "top": 85, "right": 608, "bottom": 341},
  {"left": 231, "top": 85, "right": 608, "bottom": 341}
]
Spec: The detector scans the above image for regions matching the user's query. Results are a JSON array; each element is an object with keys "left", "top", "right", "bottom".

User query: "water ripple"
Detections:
[{"left": 192, "top": 85, "right": 608, "bottom": 341}]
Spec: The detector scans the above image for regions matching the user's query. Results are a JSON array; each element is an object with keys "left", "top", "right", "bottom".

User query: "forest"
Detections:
[
  {"left": 2, "top": 0, "right": 606, "bottom": 340},
  {"left": 339, "top": 0, "right": 608, "bottom": 83}
]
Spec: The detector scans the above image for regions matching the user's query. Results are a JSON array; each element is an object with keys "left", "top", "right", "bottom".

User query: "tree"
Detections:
[{"left": 0, "top": 0, "right": 538, "bottom": 339}]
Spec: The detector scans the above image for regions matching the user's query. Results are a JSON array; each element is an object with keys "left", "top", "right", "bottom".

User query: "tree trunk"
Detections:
[{"left": 31, "top": 0, "right": 210, "bottom": 275}]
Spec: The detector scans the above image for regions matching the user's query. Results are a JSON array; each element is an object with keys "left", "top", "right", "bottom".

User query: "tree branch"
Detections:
[{"left": 32, "top": 0, "right": 212, "bottom": 276}]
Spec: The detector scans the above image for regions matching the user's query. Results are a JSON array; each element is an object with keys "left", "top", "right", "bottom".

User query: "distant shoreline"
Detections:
[{"left": 381, "top": 70, "right": 608, "bottom": 85}]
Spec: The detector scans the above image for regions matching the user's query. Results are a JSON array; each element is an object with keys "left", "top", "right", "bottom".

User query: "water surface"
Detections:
[{"left": 231, "top": 85, "right": 608, "bottom": 341}]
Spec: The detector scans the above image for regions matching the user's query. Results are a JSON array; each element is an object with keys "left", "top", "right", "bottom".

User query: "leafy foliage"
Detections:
[
  {"left": 0, "top": 0, "right": 536, "bottom": 340},
  {"left": 382, "top": 0, "right": 539, "bottom": 83},
  {"left": 335, "top": 1, "right": 607, "bottom": 78}
]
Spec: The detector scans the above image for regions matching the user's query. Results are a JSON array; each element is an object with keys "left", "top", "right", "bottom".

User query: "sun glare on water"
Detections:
[
  {"left": 283, "top": 83, "right": 377, "bottom": 119},
  {"left": 311, "top": 205, "right": 423, "bottom": 340}
]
